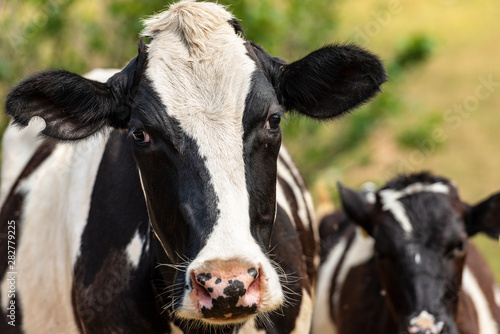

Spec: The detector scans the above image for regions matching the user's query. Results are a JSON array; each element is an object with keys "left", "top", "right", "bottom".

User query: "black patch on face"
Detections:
[
  {"left": 201, "top": 280, "right": 257, "bottom": 319},
  {"left": 242, "top": 71, "right": 282, "bottom": 251},
  {"left": 215, "top": 278, "right": 222, "bottom": 284},
  {"left": 78, "top": 131, "right": 150, "bottom": 287},
  {"left": 73, "top": 131, "right": 169, "bottom": 332},
  {"left": 130, "top": 79, "right": 220, "bottom": 265}
]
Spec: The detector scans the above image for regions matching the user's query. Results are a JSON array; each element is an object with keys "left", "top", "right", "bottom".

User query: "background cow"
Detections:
[
  {"left": 313, "top": 172, "right": 500, "bottom": 334},
  {"left": 0, "top": 1, "right": 386, "bottom": 333}
]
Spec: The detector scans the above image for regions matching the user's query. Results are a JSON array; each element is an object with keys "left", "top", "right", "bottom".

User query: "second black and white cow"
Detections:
[
  {"left": 0, "top": 1, "right": 386, "bottom": 333},
  {"left": 314, "top": 172, "right": 500, "bottom": 334}
]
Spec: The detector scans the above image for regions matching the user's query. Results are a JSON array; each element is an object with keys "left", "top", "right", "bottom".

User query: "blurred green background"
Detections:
[{"left": 1, "top": 0, "right": 499, "bottom": 280}]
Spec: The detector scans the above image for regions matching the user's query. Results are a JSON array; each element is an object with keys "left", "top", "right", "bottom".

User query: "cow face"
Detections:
[
  {"left": 6, "top": 1, "right": 386, "bottom": 325},
  {"left": 339, "top": 172, "right": 500, "bottom": 334}
]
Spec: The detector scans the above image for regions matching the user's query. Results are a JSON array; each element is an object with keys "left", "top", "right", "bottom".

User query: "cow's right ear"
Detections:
[
  {"left": 5, "top": 41, "right": 147, "bottom": 141},
  {"left": 338, "top": 182, "right": 375, "bottom": 235},
  {"left": 247, "top": 42, "right": 387, "bottom": 120},
  {"left": 466, "top": 192, "right": 500, "bottom": 239}
]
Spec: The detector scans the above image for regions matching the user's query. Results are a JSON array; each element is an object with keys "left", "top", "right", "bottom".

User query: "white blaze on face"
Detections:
[
  {"left": 142, "top": 1, "right": 283, "bottom": 315},
  {"left": 378, "top": 182, "right": 450, "bottom": 234}
]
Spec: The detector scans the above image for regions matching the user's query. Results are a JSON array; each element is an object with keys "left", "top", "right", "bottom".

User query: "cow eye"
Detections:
[
  {"left": 265, "top": 113, "right": 282, "bottom": 130},
  {"left": 447, "top": 238, "right": 467, "bottom": 258},
  {"left": 132, "top": 129, "right": 150, "bottom": 143},
  {"left": 453, "top": 239, "right": 466, "bottom": 255}
]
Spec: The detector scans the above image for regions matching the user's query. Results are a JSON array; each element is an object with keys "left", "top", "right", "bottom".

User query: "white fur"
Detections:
[
  {"left": 0, "top": 69, "right": 116, "bottom": 332},
  {"left": 292, "top": 288, "right": 314, "bottom": 334},
  {"left": 312, "top": 236, "right": 348, "bottom": 334},
  {"left": 126, "top": 229, "right": 145, "bottom": 268},
  {"left": 462, "top": 266, "right": 499, "bottom": 334},
  {"left": 313, "top": 227, "right": 375, "bottom": 334},
  {"left": 142, "top": 1, "right": 283, "bottom": 318},
  {"left": 278, "top": 147, "right": 319, "bottom": 272},
  {"left": 0, "top": 68, "right": 117, "bottom": 207},
  {"left": 278, "top": 147, "right": 316, "bottom": 231},
  {"left": 378, "top": 182, "right": 449, "bottom": 234},
  {"left": 0, "top": 118, "right": 45, "bottom": 207},
  {"left": 332, "top": 228, "right": 374, "bottom": 315},
  {"left": 415, "top": 252, "right": 421, "bottom": 265},
  {"left": 361, "top": 182, "right": 377, "bottom": 204},
  {"left": 237, "top": 318, "right": 266, "bottom": 334},
  {"left": 494, "top": 284, "right": 500, "bottom": 307},
  {"left": 276, "top": 181, "right": 295, "bottom": 228},
  {"left": 13, "top": 131, "right": 110, "bottom": 333},
  {"left": 83, "top": 68, "right": 121, "bottom": 81}
]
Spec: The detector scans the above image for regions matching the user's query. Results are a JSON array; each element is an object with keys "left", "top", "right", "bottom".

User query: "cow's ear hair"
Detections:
[
  {"left": 466, "top": 192, "right": 500, "bottom": 239},
  {"left": 5, "top": 40, "right": 147, "bottom": 141},
  {"left": 278, "top": 45, "right": 387, "bottom": 119},
  {"left": 338, "top": 182, "right": 375, "bottom": 235},
  {"left": 248, "top": 42, "right": 387, "bottom": 119}
]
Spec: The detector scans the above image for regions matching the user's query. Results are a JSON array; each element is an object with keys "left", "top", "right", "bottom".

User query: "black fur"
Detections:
[
  {"left": 5, "top": 41, "right": 147, "bottom": 140},
  {"left": 246, "top": 42, "right": 387, "bottom": 119}
]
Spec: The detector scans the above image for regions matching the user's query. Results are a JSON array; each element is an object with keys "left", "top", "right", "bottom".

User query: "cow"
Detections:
[
  {"left": 0, "top": 1, "right": 387, "bottom": 333},
  {"left": 313, "top": 172, "right": 500, "bottom": 334}
]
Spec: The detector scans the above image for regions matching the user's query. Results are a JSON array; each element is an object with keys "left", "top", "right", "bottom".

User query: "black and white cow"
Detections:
[
  {"left": 313, "top": 172, "right": 500, "bottom": 334},
  {"left": 0, "top": 1, "right": 386, "bottom": 333}
]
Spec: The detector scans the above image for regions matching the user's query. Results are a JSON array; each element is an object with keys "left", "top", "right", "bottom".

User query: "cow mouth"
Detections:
[{"left": 202, "top": 314, "right": 256, "bottom": 325}]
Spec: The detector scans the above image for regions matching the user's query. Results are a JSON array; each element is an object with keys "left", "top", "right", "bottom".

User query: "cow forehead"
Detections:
[
  {"left": 377, "top": 182, "right": 453, "bottom": 235},
  {"left": 140, "top": 2, "right": 260, "bottom": 230},
  {"left": 143, "top": 1, "right": 256, "bottom": 130}
]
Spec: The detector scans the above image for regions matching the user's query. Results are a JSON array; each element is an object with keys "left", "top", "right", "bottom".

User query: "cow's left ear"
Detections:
[
  {"left": 466, "top": 192, "right": 500, "bottom": 239},
  {"left": 338, "top": 182, "right": 376, "bottom": 235},
  {"left": 5, "top": 40, "right": 147, "bottom": 141},
  {"left": 248, "top": 42, "right": 387, "bottom": 119}
]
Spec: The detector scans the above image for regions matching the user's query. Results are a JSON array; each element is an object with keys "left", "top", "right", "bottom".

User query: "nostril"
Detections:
[
  {"left": 191, "top": 272, "right": 213, "bottom": 303},
  {"left": 248, "top": 267, "right": 258, "bottom": 279},
  {"left": 246, "top": 267, "right": 260, "bottom": 296},
  {"left": 196, "top": 273, "right": 212, "bottom": 286}
]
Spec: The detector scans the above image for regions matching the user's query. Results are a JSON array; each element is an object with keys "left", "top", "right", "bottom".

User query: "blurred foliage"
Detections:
[
  {"left": 388, "top": 34, "right": 435, "bottom": 78},
  {"left": 283, "top": 33, "right": 435, "bottom": 183},
  {"left": 396, "top": 114, "right": 445, "bottom": 150}
]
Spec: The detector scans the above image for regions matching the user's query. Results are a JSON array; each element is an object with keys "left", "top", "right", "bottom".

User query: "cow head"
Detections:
[
  {"left": 339, "top": 172, "right": 500, "bottom": 334},
  {"left": 5, "top": 1, "right": 386, "bottom": 326}
]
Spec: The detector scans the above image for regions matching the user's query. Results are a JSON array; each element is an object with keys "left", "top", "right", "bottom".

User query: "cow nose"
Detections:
[
  {"left": 407, "top": 311, "right": 445, "bottom": 334},
  {"left": 408, "top": 327, "right": 445, "bottom": 334},
  {"left": 190, "top": 262, "right": 261, "bottom": 320}
]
